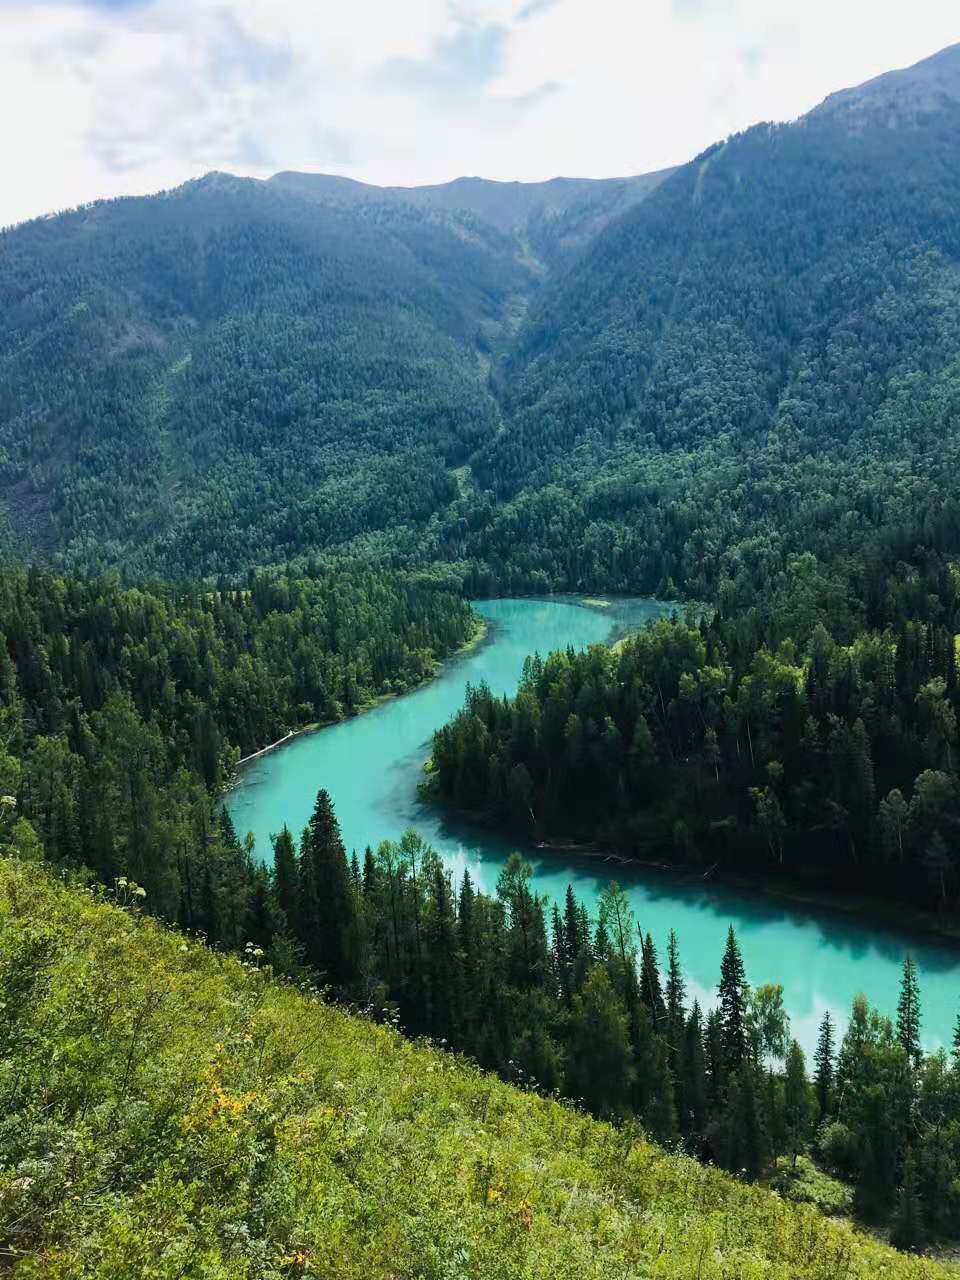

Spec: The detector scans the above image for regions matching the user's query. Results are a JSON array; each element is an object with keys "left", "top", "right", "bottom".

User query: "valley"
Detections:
[{"left": 3, "top": 32, "right": 960, "bottom": 1271}]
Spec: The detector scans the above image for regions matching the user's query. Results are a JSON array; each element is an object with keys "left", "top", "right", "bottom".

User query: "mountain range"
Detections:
[{"left": 1, "top": 42, "right": 959, "bottom": 589}]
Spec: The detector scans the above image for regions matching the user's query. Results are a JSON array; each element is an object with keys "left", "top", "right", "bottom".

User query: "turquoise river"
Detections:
[{"left": 227, "top": 596, "right": 960, "bottom": 1057}]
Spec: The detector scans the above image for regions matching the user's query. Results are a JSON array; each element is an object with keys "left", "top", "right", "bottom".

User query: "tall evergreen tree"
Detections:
[
  {"left": 704, "top": 1007, "right": 725, "bottom": 1108},
  {"left": 271, "top": 825, "right": 299, "bottom": 928},
  {"left": 813, "top": 1010, "right": 836, "bottom": 1117},
  {"left": 897, "top": 954, "right": 922, "bottom": 1069},
  {"left": 302, "top": 789, "right": 356, "bottom": 984},
  {"left": 678, "top": 1000, "right": 708, "bottom": 1140},
  {"left": 664, "top": 928, "right": 687, "bottom": 1068},
  {"left": 639, "top": 931, "right": 666, "bottom": 1028},
  {"left": 717, "top": 926, "right": 749, "bottom": 1075}
]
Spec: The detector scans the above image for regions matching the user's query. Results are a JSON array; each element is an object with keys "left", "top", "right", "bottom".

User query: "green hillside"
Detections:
[
  {"left": 3, "top": 46, "right": 960, "bottom": 594},
  {"left": 451, "top": 44, "right": 960, "bottom": 597},
  {"left": 0, "top": 854, "right": 950, "bottom": 1279},
  {"left": 0, "top": 174, "right": 525, "bottom": 576}
]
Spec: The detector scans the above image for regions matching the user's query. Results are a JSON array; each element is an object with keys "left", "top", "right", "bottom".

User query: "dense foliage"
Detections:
[
  {"left": 0, "top": 854, "right": 949, "bottom": 1278},
  {"left": 0, "top": 563, "right": 477, "bottom": 920},
  {"left": 0, "top": 175, "right": 524, "bottom": 575},
  {"left": 4, "top": 51, "right": 960, "bottom": 601},
  {"left": 430, "top": 588, "right": 960, "bottom": 909},
  {"left": 449, "top": 70, "right": 960, "bottom": 605}
]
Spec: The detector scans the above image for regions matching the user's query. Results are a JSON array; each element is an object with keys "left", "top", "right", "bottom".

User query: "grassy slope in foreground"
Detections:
[{"left": 0, "top": 859, "right": 949, "bottom": 1280}]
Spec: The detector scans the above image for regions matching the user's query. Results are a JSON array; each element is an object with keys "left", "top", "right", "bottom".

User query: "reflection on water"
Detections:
[{"left": 227, "top": 596, "right": 960, "bottom": 1056}]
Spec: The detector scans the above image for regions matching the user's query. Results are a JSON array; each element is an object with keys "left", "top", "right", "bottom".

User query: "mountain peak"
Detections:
[{"left": 811, "top": 42, "right": 960, "bottom": 128}]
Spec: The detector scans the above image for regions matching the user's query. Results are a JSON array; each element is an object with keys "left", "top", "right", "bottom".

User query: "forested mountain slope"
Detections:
[
  {"left": 0, "top": 174, "right": 528, "bottom": 576},
  {"left": 0, "top": 855, "right": 948, "bottom": 1279},
  {"left": 2, "top": 45, "right": 960, "bottom": 595},
  {"left": 452, "top": 43, "right": 960, "bottom": 601}
]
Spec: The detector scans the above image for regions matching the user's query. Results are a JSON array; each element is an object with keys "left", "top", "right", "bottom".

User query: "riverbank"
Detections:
[
  {"left": 424, "top": 790, "right": 960, "bottom": 953},
  {"left": 226, "top": 610, "right": 488, "bottom": 787},
  {"left": 552, "top": 842, "right": 960, "bottom": 952}
]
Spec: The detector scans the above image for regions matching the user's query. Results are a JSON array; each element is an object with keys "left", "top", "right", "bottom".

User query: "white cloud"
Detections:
[{"left": 1, "top": 0, "right": 957, "bottom": 225}]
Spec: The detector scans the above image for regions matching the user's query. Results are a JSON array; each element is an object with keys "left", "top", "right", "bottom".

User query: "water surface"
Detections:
[{"left": 227, "top": 597, "right": 960, "bottom": 1056}]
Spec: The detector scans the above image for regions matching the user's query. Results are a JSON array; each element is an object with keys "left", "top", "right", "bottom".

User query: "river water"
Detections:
[{"left": 226, "top": 596, "right": 960, "bottom": 1056}]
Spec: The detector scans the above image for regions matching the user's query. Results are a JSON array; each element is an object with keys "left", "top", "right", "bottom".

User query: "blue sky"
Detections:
[{"left": 2, "top": 0, "right": 958, "bottom": 225}]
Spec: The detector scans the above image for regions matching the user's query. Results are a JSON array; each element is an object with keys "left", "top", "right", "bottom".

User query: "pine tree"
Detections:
[
  {"left": 550, "top": 903, "right": 572, "bottom": 1004},
  {"left": 718, "top": 925, "right": 749, "bottom": 1074},
  {"left": 643, "top": 1033, "right": 678, "bottom": 1144},
  {"left": 813, "top": 1009, "right": 835, "bottom": 1117},
  {"left": 640, "top": 931, "right": 666, "bottom": 1028},
  {"left": 425, "top": 861, "right": 461, "bottom": 1039},
  {"left": 664, "top": 929, "right": 687, "bottom": 1069},
  {"left": 897, "top": 954, "right": 922, "bottom": 1069},
  {"left": 362, "top": 846, "right": 379, "bottom": 898},
  {"left": 271, "top": 825, "right": 299, "bottom": 928},
  {"left": 953, "top": 1011, "right": 960, "bottom": 1062},
  {"left": 244, "top": 865, "right": 278, "bottom": 949},
  {"left": 704, "top": 1007, "right": 725, "bottom": 1108},
  {"left": 302, "top": 789, "right": 355, "bottom": 985},
  {"left": 678, "top": 1000, "right": 708, "bottom": 1140}
]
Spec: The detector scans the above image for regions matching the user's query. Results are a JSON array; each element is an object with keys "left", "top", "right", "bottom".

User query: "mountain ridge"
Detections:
[{"left": 812, "top": 40, "right": 960, "bottom": 126}]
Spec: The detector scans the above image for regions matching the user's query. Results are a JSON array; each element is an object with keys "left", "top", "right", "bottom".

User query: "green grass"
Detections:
[{"left": 0, "top": 857, "right": 951, "bottom": 1279}]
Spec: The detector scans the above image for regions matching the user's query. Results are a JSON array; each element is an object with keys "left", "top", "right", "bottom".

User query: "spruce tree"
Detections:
[
  {"left": 704, "top": 1007, "right": 725, "bottom": 1108},
  {"left": 678, "top": 1001, "right": 708, "bottom": 1140},
  {"left": 718, "top": 925, "right": 749, "bottom": 1073},
  {"left": 664, "top": 929, "right": 687, "bottom": 1068},
  {"left": 271, "top": 825, "right": 299, "bottom": 928},
  {"left": 813, "top": 1009, "right": 835, "bottom": 1117},
  {"left": 296, "top": 825, "right": 320, "bottom": 963},
  {"left": 245, "top": 865, "right": 278, "bottom": 949},
  {"left": 425, "top": 862, "right": 460, "bottom": 1039},
  {"left": 896, "top": 954, "right": 922, "bottom": 1069},
  {"left": 362, "top": 846, "right": 379, "bottom": 898},
  {"left": 550, "top": 903, "right": 572, "bottom": 1004},
  {"left": 640, "top": 931, "right": 666, "bottom": 1028},
  {"left": 563, "top": 884, "right": 582, "bottom": 957},
  {"left": 302, "top": 789, "right": 355, "bottom": 985}
]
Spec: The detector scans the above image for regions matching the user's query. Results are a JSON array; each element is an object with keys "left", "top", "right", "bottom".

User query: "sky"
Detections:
[{"left": 2, "top": 0, "right": 958, "bottom": 227}]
